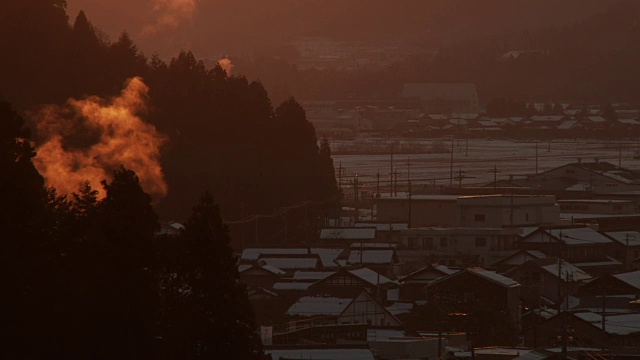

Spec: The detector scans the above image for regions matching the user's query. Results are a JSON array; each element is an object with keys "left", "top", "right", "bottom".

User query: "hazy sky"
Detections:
[{"left": 66, "top": 0, "right": 610, "bottom": 59}]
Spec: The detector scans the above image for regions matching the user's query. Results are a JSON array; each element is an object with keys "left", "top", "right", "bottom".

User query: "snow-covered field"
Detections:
[{"left": 332, "top": 139, "right": 640, "bottom": 187}]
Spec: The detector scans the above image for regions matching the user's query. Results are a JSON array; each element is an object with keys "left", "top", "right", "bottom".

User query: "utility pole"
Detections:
[
  {"left": 489, "top": 164, "right": 499, "bottom": 190},
  {"left": 354, "top": 175, "right": 359, "bottom": 222},
  {"left": 619, "top": 140, "right": 623, "bottom": 168},
  {"left": 558, "top": 232, "right": 567, "bottom": 358},
  {"left": 338, "top": 160, "right": 343, "bottom": 191},
  {"left": 390, "top": 144, "right": 394, "bottom": 196},
  {"left": 450, "top": 138, "right": 454, "bottom": 187},
  {"left": 376, "top": 171, "right": 380, "bottom": 198},
  {"left": 535, "top": 142, "right": 539, "bottom": 175},
  {"left": 408, "top": 180, "right": 412, "bottom": 228},
  {"left": 457, "top": 168, "right": 466, "bottom": 188}
]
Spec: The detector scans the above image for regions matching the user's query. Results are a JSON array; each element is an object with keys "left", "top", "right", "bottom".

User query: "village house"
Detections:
[
  {"left": 397, "top": 227, "right": 521, "bottom": 271},
  {"left": 578, "top": 270, "right": 640, "bottom": 309},
  {"left": 503, "top": 257, "right": 592, "bottom": 308},
  {"left": 521, "top": 310, "right": 640, "bottom": 355},
  {"left": 284, "top": 288, "right": 402, "bottom": 332},
  {"left": 492, "top": 249, "right": 548, "bottom": 273},
  {"left": 375, "top": 194, "right": 559, "bottom": 228},
  {"left": 604, "top": 231, "right": 640, "bottom": 270},
  {"left": 518, "top": 227, "right": 615, "bottom": 267},
  {"left": 399, "top": 264, "right": 459, "bottom": 300},
  {"left": 426, "top": 267, "right": 522, "bottom": 332},
  {"left": 309, "top": 266, "right": 400, "bottom": 304}
]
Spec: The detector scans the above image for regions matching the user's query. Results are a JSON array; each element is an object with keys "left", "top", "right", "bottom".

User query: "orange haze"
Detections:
[
  {"left": 33, "top": 77, "right": 168, "bottom": 200},
  {"left": 139, "top": 0, "right": 198, "bottom": 37}
]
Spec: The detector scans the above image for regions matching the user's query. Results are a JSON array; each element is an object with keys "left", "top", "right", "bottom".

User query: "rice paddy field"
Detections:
[{"left": 331, "top": 138, "right": 640, "bottom": 189}]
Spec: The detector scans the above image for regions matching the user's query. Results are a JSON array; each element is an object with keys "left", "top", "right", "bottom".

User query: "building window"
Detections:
[
  {"left": 474, "top": 214, "right": 485, "bottom": 222},
  {"left": 440, "top": 238, "right": 448, "bottom": 247},
  {"left": 475, "top": 237, "right": 487, "bottom": 247}
]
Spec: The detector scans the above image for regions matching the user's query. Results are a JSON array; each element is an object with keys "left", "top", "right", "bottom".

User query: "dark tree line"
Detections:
[
  {"left": 0, "top": 1, "right": 339, "bottom": 244},
  {"left": 1, "top": 99, "right": 263, "bottom": 358}
]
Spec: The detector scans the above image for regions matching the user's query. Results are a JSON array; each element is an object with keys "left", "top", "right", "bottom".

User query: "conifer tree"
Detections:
[{"left": 161, "top": 192, "right": 263, "bottom": 358}]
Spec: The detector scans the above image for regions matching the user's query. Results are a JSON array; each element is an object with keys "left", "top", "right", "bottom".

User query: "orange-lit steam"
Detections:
[
  {"left": 32, "top": 77, "right": 168, "bottom": 200},
  {"left": 140, "top": 0, "right": 198, "bottom": 37},
  {"left": 218, "top": 58, "right": 233, "bottom": 76}
]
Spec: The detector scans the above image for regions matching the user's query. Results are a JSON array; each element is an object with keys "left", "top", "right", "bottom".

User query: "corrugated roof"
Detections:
[
  {"left": 286, "top": 295, "right": 353, "bottom": 317},
  {"left": 605, "top": 231, "right": 640, "bottom": 247},
  {"left": 468, "top": 267, "right": 520, "bottom": 287},
  {"left": 348, "top": 250, "right": 395, "bottom": 265},
  {"left": 613, "top": 270, "right": 640, "bottom": 291},
  {"left": 348, "top": 267, "right": 394, "bottom": 286},
  {"left": 261, "top": 257, "right": 319, "bottom": 270},
  {"left": 547, "top": 228, "right": 612, "bottom": 245},
  {"left": 320, "top": 228, "right": 376, "bottom": 240},
  {"left": 266, "top": 349, "right": 374, "bottom": 360}
]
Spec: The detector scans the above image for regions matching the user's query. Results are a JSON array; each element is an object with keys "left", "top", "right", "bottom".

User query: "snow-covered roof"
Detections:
[
  {"left": 347, "top": 249, "right": 395, "bottom": 265},
  {"left": 266, "top": 349, "right": 374, "bottom": 360},
  {"left": 385, "top": 302, "right": 413, "bottom": 316},
  {"left": 574, "top": 312, "right": 640, "bottom": 335},
  {"left": 546, "top": 228, "right": 613, "bottom": 245},
  {"left": 348, "top": 267, "right": 395, "bottom": 286},
  {"left": 272, "top": 282, "right": 312, "bottom": 291},
  {"left": 354, "top": 222, "right": 408, "bottom": 231},
  {"left": 618, "top": 118, "right": 640, "bottom": 125},
  {"left": 310, "top": 248, "right": 344, "bottom": 268},
  {"left": 261, "top": 257, "right": 319, "bottom": 270},
  {"left": 286, "top": 295, "right": 353, "bottom": 317},
  {"left": 293, "top": 271, "right": 335, "bottom": 281},
  {"left": 468, "top": 267, "right": 520, "bottom": 287},
  {"left": 557, "top": 120, "right": 578, "bottom": 129},
  {"left": 531, "top": 115, "right": 564, "bottom": 122},
  {"left": 605, "top": 231, "right": 640, "bottom": 247},
  {"left": 320, "top": 228, "right": 376, "bottom": 240},
  {"left": 587, "top": 116, "right": 607, "bottom": 123},
  {"left": 539, "top": 259, "right": 592, "bottom": 282},
  {"left": 241, "top": 248, "right": 308, "bottom": 261},
  {"left": 613, "top": 270, "right": 640, "bottom": 291},
  {"left": 238, "top": 264, "right": 286, "bottom": 276}
]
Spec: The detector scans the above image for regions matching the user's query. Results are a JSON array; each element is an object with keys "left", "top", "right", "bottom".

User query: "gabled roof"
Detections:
[
  {"left": 293, "top": 271, "right": 335, "bottom": 281},
  {"left": 574, "top": 311, "right": 640, "bottom": 335},
  {"left": 613, "top": 270, "right": 640, "bottom": 291},
  {"left": 400, "top": 264, "right": 459, "bottom": 282},
  {"left": 534, "top": 257, "right": 592, "bottom": 282},
  {"left": 348, "top": 267, "right": 396, "bottom": 286},
  {"left": 260, "top": 257, "right": 320, "bottom": 270},
  {"left": 239, "top": 263, "right": 286, "bottom": 276},
  {"left": 428, "top": 267, "right": 520, "bottom": 288},
  {"left": 605, "top": 231, "right": 640, "bottom": 247},
  {"left": 491, "top": 249, "right": 547, "bottom": 267},
  {"left": 347, "top": 249, "right": 397, "bottom": 265},
  {"left": 522, "top": 227, "right": 612, "bottom": 245},
  {"left": 286, "top": 295, "right": 356, "bottom": 317}
]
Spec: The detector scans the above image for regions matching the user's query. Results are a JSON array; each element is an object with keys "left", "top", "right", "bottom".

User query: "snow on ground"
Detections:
[{"left": 332, "top": 139, "right": 640, "bottom": 187}]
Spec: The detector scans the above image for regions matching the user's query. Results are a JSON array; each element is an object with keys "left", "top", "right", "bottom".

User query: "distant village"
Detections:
[
  {"left": 303, "top": 83, "right": 640, "bottom": 141},
  {"left": 159, "top": 156, "right": 640, "bottom": 360}
]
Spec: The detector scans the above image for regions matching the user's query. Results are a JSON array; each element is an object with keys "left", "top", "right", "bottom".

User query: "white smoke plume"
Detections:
[{"left": 32, "top": 77, "right": 168, "bottom": 199}]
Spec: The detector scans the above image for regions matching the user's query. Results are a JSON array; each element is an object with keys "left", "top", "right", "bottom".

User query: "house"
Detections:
[
  {"left": 310, "top": 267, "right": 400, "bottom": 303},
  {"left": 399, "top": 264, "right": 459, "bottom": 300},
  {"left": 492, "top": 249, "right": 548, "bottom": 273},
  {"left": 503, "top": 257, "right": 592, "bottom": 308},
  {"left": 426, "top": 267, "right": 521, "bottom": 332},
  {"left": 284, "top": 288, "right": 401, "bottom": 332},
  {"left": 518, "top": 227, "right": 614, "bottom": 264},
  {"left": 354, "top": 222, "right": 408, "bottom": 242},
  {"left": 240, "top": 248, "right": 344, "bottom": 270},
  {"left": 239, "top": 263, "right": 286, "bottom": 290},
  {"left": 342, "top": 246, "right": 400, "bottom": 278},
  {"left": 319, "top": 228, "right": 377, "bottom": 246},
  {"left": 578, "top": 270, "right": 640, "bottom": 302},
  {"left": 265, "top": 347, "right": 375, "bottom": 360},
  {"left": 522, "top": 161, "right": 640, "bottom": 194},
  {"left": 521, "top": 310, "right": 640, "bottom": 354},
  {"left": 397, "top": 227, "right": 521, "bottom": 270},
  {"left": 375, "top": 194, "right": 559, "bottom": 228},
  {"left": 605, "top": 231, "right": 640, "bottom": 270}
]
